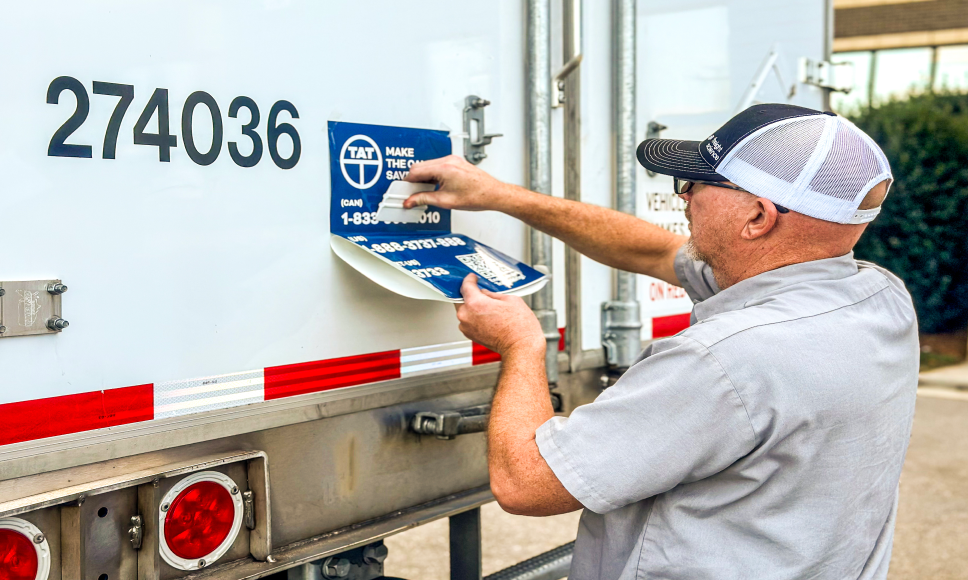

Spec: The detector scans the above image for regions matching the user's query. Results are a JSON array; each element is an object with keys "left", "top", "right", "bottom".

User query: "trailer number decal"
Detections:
[{"left": 45, "top": 76, "right": 301, "bottom": 169}]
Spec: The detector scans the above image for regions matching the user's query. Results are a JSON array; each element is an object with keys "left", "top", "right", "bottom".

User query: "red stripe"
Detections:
[
  {"left": 472, "top": 343, "right": 501, "bottom": 365},
  {"left": 652, "top": 313, "right": 691, "bottom": 338},
  {"left": 558, "top": 327, "right": 566, "bottom": 351},
  {"left": 0, "top": 384, "right": 153, "bottom": 446},
  {"left": 264, "top": 351, "right": 401, "bottom": 400}
]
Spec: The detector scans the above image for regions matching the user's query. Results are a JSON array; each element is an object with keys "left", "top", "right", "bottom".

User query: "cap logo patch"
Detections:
[
  {"left": 710, "top": 136, "right": 723, "bottom": 152},
  {"left": 705, "top": 143, "right": 720, "bottom": 161}
]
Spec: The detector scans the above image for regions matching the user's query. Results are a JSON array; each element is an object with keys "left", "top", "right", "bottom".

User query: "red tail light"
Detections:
[
  {"left": 0, "top": 529, "right": 36, "bottom": 580},
  {"left": 164, "top": 481, "right": 235, "bottom": 559},
  {"left": 0, "top": 519, "right": 49, "bottom": 580},
  {"left": 159, "top": 472, "right": 243, "bottom": 570}
]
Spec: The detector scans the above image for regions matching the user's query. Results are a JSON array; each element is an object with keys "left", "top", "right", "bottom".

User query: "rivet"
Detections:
[
  {"left": 230, "top": 486, "right": 239, "bottom": 495},
  {"left": 198, "top": 560, "right": 206, "bottom": 568},
  {"left": 33, "top": 533, "right": 45, "bottom": 544},
  {"left": 161, "top": 503, "right": 170, "bottom": 512}
]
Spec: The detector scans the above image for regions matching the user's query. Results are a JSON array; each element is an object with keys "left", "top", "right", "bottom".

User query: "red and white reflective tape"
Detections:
[
  {"left": 154, "top": 370, "right": 265, "bottom": 419},
  {"left": 0, "top": 339, "right": 501, "bottom": 448},
  {"left": 0, "top": 320, "right": 702, "bottom": 448},
  {"left": 401, "top": 341, "right": 474, "bottom": 377}
]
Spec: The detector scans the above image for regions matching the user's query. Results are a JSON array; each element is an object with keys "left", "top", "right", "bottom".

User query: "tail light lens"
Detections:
[
  {"left": 0, "top": 530, "right": 35, "bottom": 580},
  {"left": 0, "top": 519, "right": 50, "bottom": 580},
  {"left": 159, "top": 472, "right": 243, "bottom": 570},
  {"left": 164, "top": 481, "right": 235, "bottom": 559}
]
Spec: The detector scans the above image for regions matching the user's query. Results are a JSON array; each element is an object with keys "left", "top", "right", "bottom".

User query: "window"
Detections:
[
  {"left": 935, "top": 45, "right": 968, "bottom": 91},
  {"left": 831, "top": 51, "right": 873, "bottom": 114},
  {"left": 833, "top": 45, "right": 968, "bottom": 113},
  {"left": 873, "top": 47, "right": 933, "bottom": 101}
]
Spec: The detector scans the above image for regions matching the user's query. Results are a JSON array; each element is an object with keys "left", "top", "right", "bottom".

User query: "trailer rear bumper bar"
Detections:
[
  {"left": 182, "top": 487, "right": 493, "bottom": 580},
  {"left": 484, "top": 541, "right": 574, "bottom": 580}
]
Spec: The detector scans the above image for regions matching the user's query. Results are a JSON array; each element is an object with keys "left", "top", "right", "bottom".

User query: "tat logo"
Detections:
[{"left": 339, "top": 135, "right": 383, "bottom": 189}]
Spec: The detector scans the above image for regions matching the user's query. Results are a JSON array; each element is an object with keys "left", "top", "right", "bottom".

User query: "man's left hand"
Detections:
[{"left": 456, "top": 275, "right": 546, "bottom": 357}]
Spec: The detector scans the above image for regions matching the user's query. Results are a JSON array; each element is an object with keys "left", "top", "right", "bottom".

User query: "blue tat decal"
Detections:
[
  {"left": 329, "top": 121, "right": 451, "bottom": 235},
  {"left": 342, "top": 233, "right": 546, "bottom": 299},
  {"left": 329, "top": 121, "right": 547, "bottom": 302}
]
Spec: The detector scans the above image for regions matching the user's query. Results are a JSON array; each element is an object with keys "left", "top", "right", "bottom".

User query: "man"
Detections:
[{"left": 404, "top": 104, "right": 919, "bottom": 579}]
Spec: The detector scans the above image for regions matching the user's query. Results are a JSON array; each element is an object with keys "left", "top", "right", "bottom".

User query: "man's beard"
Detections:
[
  {"left": 684, "top": 238, "right": 712, "bottom": 265},
  {"left": 684, "top": 237, "right": 730, "bottom": 288}
]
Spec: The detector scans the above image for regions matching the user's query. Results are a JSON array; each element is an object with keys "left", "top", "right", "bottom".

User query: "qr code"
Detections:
[{"left": 456, "top": 252, "right": 526, "bottom": 288}]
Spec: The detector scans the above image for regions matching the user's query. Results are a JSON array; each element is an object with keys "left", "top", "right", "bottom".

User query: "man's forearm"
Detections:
[
  {"left": 494, "top": 185, "right": 686, "bottom": 284},
  {"left": 487, "top": 341, "right": 583, "bottom": 516}
]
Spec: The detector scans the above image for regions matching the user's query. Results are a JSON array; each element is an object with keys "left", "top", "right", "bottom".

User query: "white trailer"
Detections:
[{"left": 0, "top": 1, "right": 832, "bottom": 579}]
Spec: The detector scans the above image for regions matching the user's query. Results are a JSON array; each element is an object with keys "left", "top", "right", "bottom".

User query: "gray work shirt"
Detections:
[{"left": 536, "top": 249, "right": 919, "bottom": 580}]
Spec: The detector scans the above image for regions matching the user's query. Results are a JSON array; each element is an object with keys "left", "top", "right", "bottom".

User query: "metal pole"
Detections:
[
  {"left": 867, "top": 50, "right": 877, "bottom": 110},
  {"left": 735, "top": 47, "right": 780, "bottom": 114},
  {"left": 450, "top": 507, "right": 483, "bottom": 580},
  {"left": 527, "top": 0, "right": 559, "bottom": 385},
  {"left": 823, "top": 0, "right": 835, "bottom": 111},
  {"left": 601, "top": 0, "right": 641, "bottom": 376},
  {"left": 563, "top": 0, "right": 583, "bottom": 373}
]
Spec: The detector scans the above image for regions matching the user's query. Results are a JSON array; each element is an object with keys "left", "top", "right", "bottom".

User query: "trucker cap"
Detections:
[{"left": 636, "top": 104, "right": 893, "bottom": 225}]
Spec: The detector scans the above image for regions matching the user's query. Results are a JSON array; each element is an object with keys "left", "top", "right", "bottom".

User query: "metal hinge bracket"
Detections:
[
  {"left": 463, "top": 96, "right": 502, "bottom": 165},
  {"left": 129, "top": 515, "right": 143, "bottom": 550},
  {"left": 242, "top": 490, "right": 256, "bottom": 530},
  {"left": 0, "top": 280, "right": 69, "bottom": 338},
  {"left": 601, "top": 300, "right": 642, "bottom": 372},
  {"left": 798, "top": 57, "right": 854, "bottom": 93}
]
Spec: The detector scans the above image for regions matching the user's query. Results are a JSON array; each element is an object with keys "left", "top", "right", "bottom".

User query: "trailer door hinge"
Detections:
[
  {"left": 798, "top": 58, "right": 854, "bottom": 93},
  {"left": 463, "top": 96, "right": 502, "bottom": 165},
  {"left": 0, "top": 280, "right": 69, "bottom": 338},
  {"left": 129, "top": 515, "right": 143, "bottom": 550},
  {"left": 242, "top": 490, "right": 256, "bottom": 530}
]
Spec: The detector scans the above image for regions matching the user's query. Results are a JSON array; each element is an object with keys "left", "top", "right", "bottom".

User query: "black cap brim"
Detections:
[{"left": 636, "top": 139, "right": 727, "bottom": 181}]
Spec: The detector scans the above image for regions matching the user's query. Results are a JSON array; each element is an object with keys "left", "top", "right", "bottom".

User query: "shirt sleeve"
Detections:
[
  {"left": 535, "top": 335, "right": 756, "bottom": 514},
  {"left": 674, "top": 244, "right": 720, "bottom": 302}
]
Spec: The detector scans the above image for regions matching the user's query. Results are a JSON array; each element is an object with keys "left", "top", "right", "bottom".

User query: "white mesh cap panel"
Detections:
[
  {"left": 808, "top": 122, "right": 883, "bottom": 200},
  {"left": 716, "top": 115, "right": 892, "bottom": 224},
  {"left": 733, "top": 116, "right": 827, "bottom": 183}
]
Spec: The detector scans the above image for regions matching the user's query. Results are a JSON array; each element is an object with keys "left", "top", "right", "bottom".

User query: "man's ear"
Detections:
[{"left": 740, "top": 198, "right": 780, "bottom": 240}]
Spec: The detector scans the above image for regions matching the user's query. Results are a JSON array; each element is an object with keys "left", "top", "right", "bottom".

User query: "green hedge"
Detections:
[{"left": 848, "top": 92, "right": 968, "bottom": 334}]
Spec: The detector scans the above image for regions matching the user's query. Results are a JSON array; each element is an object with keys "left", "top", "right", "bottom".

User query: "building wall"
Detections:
[
  {"left": 834, "top": 0, "right": 968, "bottom": 50},
  {"left": 837, "top": 0, "right": 968, "bottom": 39}
]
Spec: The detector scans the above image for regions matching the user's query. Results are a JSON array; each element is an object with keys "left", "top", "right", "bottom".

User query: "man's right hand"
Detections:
[{"left": 403, "top": 155, "right": 513, "bottom": 212}]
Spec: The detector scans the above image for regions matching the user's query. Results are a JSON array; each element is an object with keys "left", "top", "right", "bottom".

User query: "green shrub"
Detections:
[{"left": 848, "top": 92, "right": 968, "bottom": 334}]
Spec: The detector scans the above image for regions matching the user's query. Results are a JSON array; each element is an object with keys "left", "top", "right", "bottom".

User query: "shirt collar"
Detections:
[{"left": 692, "top": 253, "right": 859, "bottom": 322}]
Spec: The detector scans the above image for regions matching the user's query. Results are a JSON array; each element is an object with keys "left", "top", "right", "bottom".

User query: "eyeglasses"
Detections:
[{"left": 673, "top": 177, "right": 790, "bottom": 213}]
